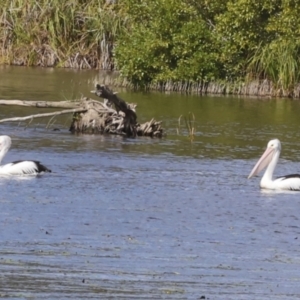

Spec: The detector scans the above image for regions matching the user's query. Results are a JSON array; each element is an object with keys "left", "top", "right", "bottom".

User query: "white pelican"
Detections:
[
  {"left": 248, "top": 139, "right": 300, "bottom": 191},
  {"left": 0, "top": 135, "right": 51, "bottom": 176}
]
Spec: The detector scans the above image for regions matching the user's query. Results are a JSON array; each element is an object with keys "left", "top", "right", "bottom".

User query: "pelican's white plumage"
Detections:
[
  {"left": 0, "top": 135, "right": 51, "bottom": 176},
  {"left": 248, "top": 139, "right": 300, "bottom": 191}
]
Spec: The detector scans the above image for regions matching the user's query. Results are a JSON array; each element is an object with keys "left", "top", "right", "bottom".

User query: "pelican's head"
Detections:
[
  {"left": 267, "top": 139, "right": 281, "bottom": 152},
  {"left": 248, "top": 139, "right": 281, "bottom": 179}
]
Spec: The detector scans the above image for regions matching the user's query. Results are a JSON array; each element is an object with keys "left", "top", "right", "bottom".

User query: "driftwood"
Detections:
[{"left": 0, "top": 85, "right": 164, "bottom": 138}]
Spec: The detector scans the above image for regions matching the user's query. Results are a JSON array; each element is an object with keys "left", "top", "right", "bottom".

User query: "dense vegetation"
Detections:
[
  {"left": 1, "top": 0, "right": 300, "bottom": 95},
  {"left": 0, "top": 0, "right": 122, "bottom": 69}
]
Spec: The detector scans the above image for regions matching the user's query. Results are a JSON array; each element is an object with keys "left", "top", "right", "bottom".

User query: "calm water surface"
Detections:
[{"left": 1, "top": 67, "right": 300, "bottom": 299}]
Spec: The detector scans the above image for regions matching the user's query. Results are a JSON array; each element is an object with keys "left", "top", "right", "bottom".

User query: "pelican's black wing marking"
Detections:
[
  {"left": 33, "top": 161, "right": 52, "bottom": 173},
  {"left": 276, "top": 174, "right": 300, "bottom": 191},
  {"left": 11, "top": 160, "right": 51, "bottom": 174},
  {"left": 278, "top": 174, "right": 300, "bottom": 180}
]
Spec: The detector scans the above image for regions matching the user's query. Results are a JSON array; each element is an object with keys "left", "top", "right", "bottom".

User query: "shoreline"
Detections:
[{"left": 1, "top": 63, "right": 299, "bottom": 99}]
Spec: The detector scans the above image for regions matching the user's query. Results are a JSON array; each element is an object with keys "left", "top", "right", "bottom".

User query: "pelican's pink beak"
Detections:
[{"left": 248, "top": 146, "right": 275, "bottom": 179}]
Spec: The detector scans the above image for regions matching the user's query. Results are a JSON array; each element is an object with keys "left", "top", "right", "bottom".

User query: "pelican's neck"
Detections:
[
  {"left": 261, "top": 149, "right": 280, "bottom": 183},
  {"left": 0, "top": 144, "right": 9, "bottom": 165}
]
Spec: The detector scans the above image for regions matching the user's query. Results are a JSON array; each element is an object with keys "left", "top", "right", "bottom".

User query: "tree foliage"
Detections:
[
  {"left": 115, "top": 0, "right": 222, "bottom": 87},
  {"left": 115, "top": 0, "right": 300, "bottom": 91},
  {"left": 215, "top": 0, "right": 280, "bottom": 78}
]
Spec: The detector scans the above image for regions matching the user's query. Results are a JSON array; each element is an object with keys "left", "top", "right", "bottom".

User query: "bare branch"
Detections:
[
  {"left": 0, "top": 99, "right": 79, "bottom": 108},
  {"left": 0, "top": 108, "right": 86, "bottom": 123}
]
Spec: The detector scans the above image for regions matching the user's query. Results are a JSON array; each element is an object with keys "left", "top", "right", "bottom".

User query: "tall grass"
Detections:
[
  {"left": 247, "top": 40, "right": 300, "bottom": 96},
  {"left": 0, "top": 0, "right": 125, "bottom": 68}
]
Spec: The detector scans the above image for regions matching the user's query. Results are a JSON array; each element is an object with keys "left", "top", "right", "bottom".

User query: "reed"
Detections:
[
  {"left": 0, "top": 0, "right": 125, "bottom": 68},
  {"left": 177, "top": 112, "right": 196, "bottom": 142}
]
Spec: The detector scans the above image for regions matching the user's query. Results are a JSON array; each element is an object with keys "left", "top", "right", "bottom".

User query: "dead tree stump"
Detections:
[
  {"left": 69, "top": 85, "right": 163, "bottom": 137},
  {"left": 92, "top": 84, "right": 137, "bottom": 137}
]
